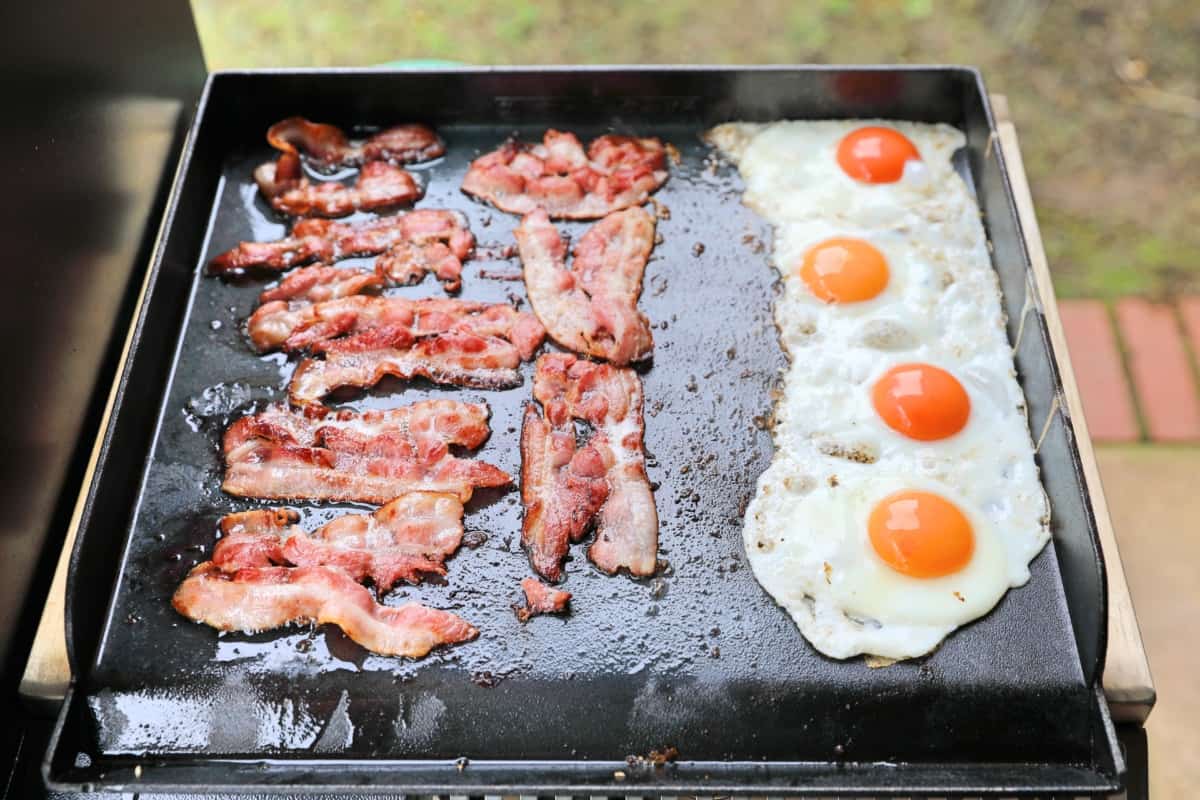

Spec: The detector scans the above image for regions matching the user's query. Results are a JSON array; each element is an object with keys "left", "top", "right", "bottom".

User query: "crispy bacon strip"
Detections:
[
  {"left": 173, "top": 562, "right": 476, "bottom": 658},
  {"left": 222, "top": 401, "right": 510, "bottom": 503},
  {"left": 289, "top": 327, "right": 524, "bottom": 405},
  {"left": 521, "top": 354, "right": 658, "bottom": 579},
  {"left": 376, "top": 241, "right": 465, "bottom": 292},
  {"left": 267, "top": 118, "right": 444, "bottom": 168},
  {"left": 212, "top": 493, "right": 464, "bottom": 589},
  {"left": 258, "top": 264, "right": 385, "bottom": 304},
  {"left": 256, "top": 156, "right": 422, "bottom": 218},
  {"left": 250, "top": 296, "right": 477, "bottom": 353},
  {"left": 519, "top": 404, "right": 609, "bottom": 581},
  {"left": 209, "top": 209, "right": 474, "bottom": 276},
  {"left": 515, "top": 207, "right": 654, "bottom": 365},
  {"left": 515, "top": 577, "right": 572, "bottom": 622},
  {"left": 247, "top": 294, "right": 544, "bottom": 357},
  {"left": 462, "top": 130, "right": 668, "bottom": 219}
]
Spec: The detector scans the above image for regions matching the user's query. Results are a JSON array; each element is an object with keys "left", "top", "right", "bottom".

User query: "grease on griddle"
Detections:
[
  {"left": 471, "top": 670, "right": 500, "bottom": 688},
  {"left": 462, "top": 530, "right": 489, "bottom": 549},
  {"left": 741, "top": 232, "right": 766, "bottom": 253},
  {"left": 478, "top": 269, "right": 522, "bottom": 281}
]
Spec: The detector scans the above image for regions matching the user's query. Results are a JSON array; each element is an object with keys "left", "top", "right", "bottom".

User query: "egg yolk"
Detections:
[
  {"left": 798, "top": 237, "right": 890, "bottom": 303},
  {"left": 836, "top": 126, "right": 921, "bottom": 183},
  {"left": 872, "top": 363, "right": 970, "bottom": 441},
  {"left": 868, "top": 490, "right": 974, "bottom": 579}
]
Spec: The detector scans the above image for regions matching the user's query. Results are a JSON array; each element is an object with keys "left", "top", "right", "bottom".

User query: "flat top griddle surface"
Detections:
[{"left": 79, "top": 120, "right": 1088, "bottom": 766}]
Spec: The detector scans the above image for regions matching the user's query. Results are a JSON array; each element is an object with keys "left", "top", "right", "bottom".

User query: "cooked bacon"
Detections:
[
  {"left": 173, "top": 562, "right": 476, "bottom": 658},
  {"left": 515, "top": 577, "right": 572, "bottom": 622},
  {"left": 289, "top": 328, "right": 524, "bottom": 405},
  {"left": 376, "top": 241, "right": 464, "bottom": 292},
  {"left": 515, "top": 207, "right": 654, "bottom": 365},
  {"left": 247, "top": 294, "right": 544, "bottom": 357},
  {"left": 255, "top": 156, "right": 422, "bottom": 218},
  {"left": 209, "top": 210, "right": 474, "bottom": 276},
  {"left": 250, "top": 295, "right": 472, "bottom": 353},
  {"left": 521, "top": 354, "right": 658, "bottom": 578},
  {"left": 207, "top": 508, "right": 293, "bottom": 570},
  {"left": 212, "top": 493, "right": 464, "bottom": 589},
  {"left": 267, "top": 118, "right": 444, "bottom": 169},
  {"left": 462, "top": 130, "right": 668, "bottom": 219},
  {"left": 259, "top": 265, "right": 384, "bottom": 305},
  {"left": 222, "top": 401, "right": 509, "bottom": 503},
  {"left": 519, "top": 404, "right": 609, "bottom": 581},
  {"left": 225, "top": 400, "right": 492, "bottom": 451}
]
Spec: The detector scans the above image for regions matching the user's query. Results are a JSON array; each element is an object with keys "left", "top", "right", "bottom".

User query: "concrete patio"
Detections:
[{"left": 1098, "top": 446, "right": 1199, "bottom": 797}]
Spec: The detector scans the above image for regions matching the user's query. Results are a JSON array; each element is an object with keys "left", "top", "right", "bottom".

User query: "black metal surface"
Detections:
[
  {"left": 6, "top": 716, "right": 1151, "bottom": 800},
  {"left": 45, "top": 67, "right": 1118, "bottom": 796}
]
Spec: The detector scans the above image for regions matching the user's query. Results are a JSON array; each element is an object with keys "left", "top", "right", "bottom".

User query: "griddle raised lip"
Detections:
[
  {"left": 45, "top": 686, "right": 1122, "bottom": 796},
  {"left": 44, "top": 65, "right": 1118, "bottom": 795}
]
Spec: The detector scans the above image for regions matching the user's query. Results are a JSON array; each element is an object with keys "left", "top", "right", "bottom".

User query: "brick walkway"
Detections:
[{"left": 1060, "top": 298, "right": 1200, "bottom": 442}]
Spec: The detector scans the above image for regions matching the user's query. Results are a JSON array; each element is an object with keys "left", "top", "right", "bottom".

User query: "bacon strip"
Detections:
[
  {"left": 462, "top": 130, "right": 668, "bottom": 219},
  {"left": 515, "top": 207, "right": 654, "bottom": 365},
  {"left": 376, "top": 241, "right": 465, "bottom": 292},
  {"left": 519, "top": 404, "right": 609, "bottom": 581},
  {"left": 248, "top": 294, "right": 544, "bottom": 357},
  {"left": 173, "top": 563, "right": 476, "bottom": 658},
  {"left": 267, "top": 118, "right": 444, "bottom": 169},
  {"left": 222, "top": 401, "right": 510, "bottom": 503},
  {"left": 521, "top": 354, "right": 658, "bottom": 579},
  {"left": 255, "top": 156, "right": 422, "bottom": 218},
  {"left": 209, "top": 210, "right": 474, "bottom": 276},
  {"left": 289, "top": 327, "right": 525, "bottom": 405},
  {"left": 258, "top": 264, "right": 385, "bottom": 305},
  {"left": 212, "top": 493, "right": 464, "bottom": 589},
  {"left": 515, "top": 577, "right": 572, "bottom": 622}
]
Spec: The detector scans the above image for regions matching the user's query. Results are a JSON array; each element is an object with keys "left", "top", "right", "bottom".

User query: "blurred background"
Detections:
[
  {"left": 192, "top": 0, "right": 1200, "bottom": 302},
  {"left": 2, "top": 1, "right": 1192, "bottom": 796}
]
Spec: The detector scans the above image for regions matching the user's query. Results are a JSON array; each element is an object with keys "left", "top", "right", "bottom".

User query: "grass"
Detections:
[{"left": 190, "top": 0, "right": 1200, "bottom": 299}]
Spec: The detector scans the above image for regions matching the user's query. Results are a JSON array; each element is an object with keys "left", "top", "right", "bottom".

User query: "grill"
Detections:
[{"left": 25, "top": 67, "right": 1127, "bottom": 796}]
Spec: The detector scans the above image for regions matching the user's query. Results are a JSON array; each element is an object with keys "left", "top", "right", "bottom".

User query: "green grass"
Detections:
[
  {"left": 190, "top": 0, "right": 1200, "bottom": 300},
  {"left": 1041, "top": 209, "right": 1200, "bottom": 300}
]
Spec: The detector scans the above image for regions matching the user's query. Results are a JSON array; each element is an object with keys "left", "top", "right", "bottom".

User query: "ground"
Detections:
[
  {"left": 191, "top": 0, "right": 1200, "bottom": 300},
  {"left": 1098, "top": 446, "right": 1200, "bottom": 798}
]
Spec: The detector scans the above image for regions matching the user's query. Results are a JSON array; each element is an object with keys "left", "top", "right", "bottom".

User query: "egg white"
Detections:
[
  {"left": 707, "top": 119, "right": 983, "bottom": 233},
  {"left": 711, "top": 119, "right": 1051, "bottom": 660},
  {"left": 745, "top": 461, "right": 1013, "bottom": 659}
]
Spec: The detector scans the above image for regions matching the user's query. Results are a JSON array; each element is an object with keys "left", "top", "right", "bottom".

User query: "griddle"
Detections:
[{"left": 44, "top": 67, "right": 1122, "bottom": 796}]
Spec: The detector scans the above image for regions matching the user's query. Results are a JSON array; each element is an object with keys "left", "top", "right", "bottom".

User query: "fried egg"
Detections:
[
  {"left": 745, "top": 463, "right": 1017, "bottom": 658},
  {"left": 707, "top": 120, "right": 978, "bottom": 233},
  {"left": 711, "top": 120, "right": 1050, "bottom": 660}
]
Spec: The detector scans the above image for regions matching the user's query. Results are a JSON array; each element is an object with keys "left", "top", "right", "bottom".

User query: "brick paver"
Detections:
[
  {"left": 1178, "top": 296, "right": 1200, "bottom": 366},
  {"left": 1059, "top": 300, "right": 1140, "bottom": 441},
  {"left": 1115, "top": 299, "right": 1200, "bottom": 442}
]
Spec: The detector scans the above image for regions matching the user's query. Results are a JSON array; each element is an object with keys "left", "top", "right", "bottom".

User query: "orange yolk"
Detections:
[
  {"left": 872, "top": 363, "right": 970, "bottom": 441},
  {"left": 868, "top": 490, "right": 974, "bottom": 579},
  {"left": 798, "top": 237, "right": 890, "bottom": 303},
  {"left": 836, "top": 126, "right": 921, "bottom": 183}
]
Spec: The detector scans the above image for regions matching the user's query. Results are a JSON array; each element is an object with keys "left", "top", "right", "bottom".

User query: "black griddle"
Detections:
[{"left": 44, "top": 67, "right": 1122, "bottom": 796}]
